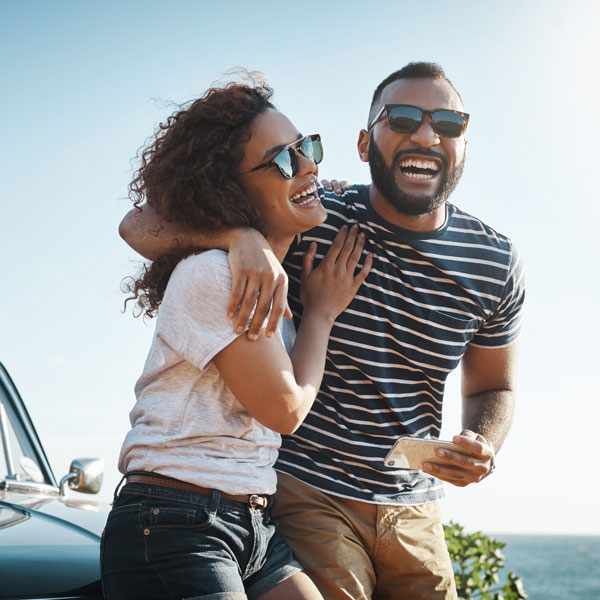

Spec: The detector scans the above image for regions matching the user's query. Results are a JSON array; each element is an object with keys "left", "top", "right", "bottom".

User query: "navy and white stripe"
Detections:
[{"left": 276, "top": 185, "right": 525, "bottom": 505}]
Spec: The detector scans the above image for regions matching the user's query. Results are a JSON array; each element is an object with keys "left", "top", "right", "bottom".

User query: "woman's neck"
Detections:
[{"left": 265, "top": 235, "right": 294, "bottom": 263}]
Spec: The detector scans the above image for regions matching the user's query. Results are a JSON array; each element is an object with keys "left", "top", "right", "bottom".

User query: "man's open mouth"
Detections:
[
  {"left": 398, "top": 158, "right": 441, "bottom": 180},
  {"left": 289, "top": 182, "right": 319, "bottom": 205}
]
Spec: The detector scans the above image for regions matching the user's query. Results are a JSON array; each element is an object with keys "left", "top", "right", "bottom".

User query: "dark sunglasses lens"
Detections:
[
  {"left": 431, "top": 111, "right": 465, "bottom": 137},
  {"left": 273, "top": 148, "right": 297, "bottom": 179},
  {"left": 388, "top": 106, "right": 423, "bottom": 133},
  {"left": 302, "top": 136, "right": 323, "bottom": 165}
]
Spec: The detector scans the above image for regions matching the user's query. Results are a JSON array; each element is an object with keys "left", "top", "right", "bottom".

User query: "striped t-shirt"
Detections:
[{"left": 277, "top": 184, "right": 525, "bottom": 505}]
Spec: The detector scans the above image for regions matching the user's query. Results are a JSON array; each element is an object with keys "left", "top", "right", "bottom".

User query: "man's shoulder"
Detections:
[
  {"left": 447, "top": 203, "right": 516, "bottom": 254},
  {"left": 318, "top": 183, "right": 366, "bottom": 207}
]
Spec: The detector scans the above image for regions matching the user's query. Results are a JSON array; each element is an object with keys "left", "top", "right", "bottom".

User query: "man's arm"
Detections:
[
  {"left": 119, "top": 203, "right": 291, "bottom": 339},
  {"left": 423, "top": 341, "right": 520, "bottom": 487}
]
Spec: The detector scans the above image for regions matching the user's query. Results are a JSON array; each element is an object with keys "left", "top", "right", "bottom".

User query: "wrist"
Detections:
[
  {"left": 481, "top": 448, "right": 496, "bottom": 480},
  {"left": 301, "top": 307, "right": 337, "bottom": 329},
  {"left": 227, "top": 227, "right": 265, "bottom": 251}
]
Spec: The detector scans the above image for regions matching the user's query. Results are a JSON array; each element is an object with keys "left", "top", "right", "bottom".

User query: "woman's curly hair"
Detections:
[{"left": 123, "top": 76, "right": 275, "bottom": 318}]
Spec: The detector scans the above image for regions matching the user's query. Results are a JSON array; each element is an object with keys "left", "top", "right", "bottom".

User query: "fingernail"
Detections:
[
  {"left": 266, "top": 331, "right": 273, "bottom": 338},
  {"left": 235, "top": 325, "right": 243, "bottom": 333},
  {"left": 437, "top": 449, "right": 446, "bottom": 457},
  {"left": 352, "top": 224, "right": 358, "bottom": 229},
  {"left": 423, "top": 462, "right": 434, "bottom": 472},
  {"left": 227, "top": 312, "right": 234, "bottom": 319},
  {"left": 248, "top": 333, "right": 258, "bottom": 341}
]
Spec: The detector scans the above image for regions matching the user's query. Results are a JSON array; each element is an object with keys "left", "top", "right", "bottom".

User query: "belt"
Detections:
[{"left": 125, "top": 474, "right": 269, "bottom": 509}]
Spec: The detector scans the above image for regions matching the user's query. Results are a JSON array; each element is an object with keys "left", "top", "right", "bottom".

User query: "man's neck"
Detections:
[{"left": 367, "top": 184, "right": 447, "bottom": 232}]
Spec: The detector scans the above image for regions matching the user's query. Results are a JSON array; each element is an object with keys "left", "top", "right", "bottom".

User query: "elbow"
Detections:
[
  {"left": 271, "top": 392, "right": 311, "bottom": 435},
  {"left": 276, "top": 417, "right": 304, "bottom": 436},
  {"left": 119, "top": 210, "right": 135, "bottom": 243}
]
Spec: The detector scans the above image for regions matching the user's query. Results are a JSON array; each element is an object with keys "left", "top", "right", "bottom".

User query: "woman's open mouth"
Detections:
[{"left": 289, "top": 182, "right": 319, "bottom": 206}]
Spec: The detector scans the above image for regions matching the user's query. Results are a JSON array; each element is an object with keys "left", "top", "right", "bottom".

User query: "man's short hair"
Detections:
[{"left": 369, "top": 62, "right": 462, "bottom": 123}]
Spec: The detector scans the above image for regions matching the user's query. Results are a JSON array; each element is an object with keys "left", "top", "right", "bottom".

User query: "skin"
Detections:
[{"left": 120, "top": 78, "right": 518, "bottom": 486}]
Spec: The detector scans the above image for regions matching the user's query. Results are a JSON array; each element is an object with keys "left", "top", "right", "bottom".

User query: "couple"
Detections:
[{"left": 101, "top": 63, "right": 525, "bottom": 600}]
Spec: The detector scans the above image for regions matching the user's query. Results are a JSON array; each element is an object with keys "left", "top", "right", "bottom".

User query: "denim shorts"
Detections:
[{"left": 100, "top": 482, "right": 302, "bottom": 600}]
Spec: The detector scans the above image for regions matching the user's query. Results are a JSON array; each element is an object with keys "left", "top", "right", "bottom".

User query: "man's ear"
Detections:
[{"left": 357, "top": 129, "right": 370, "bottom": 163}]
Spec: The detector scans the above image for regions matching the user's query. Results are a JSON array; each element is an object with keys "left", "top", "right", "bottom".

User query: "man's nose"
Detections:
[{"left": 409, "top": 116, "right": 440, "bottom": 148}]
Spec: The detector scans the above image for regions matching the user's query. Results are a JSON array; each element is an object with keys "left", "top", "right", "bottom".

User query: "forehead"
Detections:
[
  {"left": 378, "top": 78, "right": 464, "bottom": 112},
  {"left": 244, "top": 109, "right": 300, "bottom": 164}
]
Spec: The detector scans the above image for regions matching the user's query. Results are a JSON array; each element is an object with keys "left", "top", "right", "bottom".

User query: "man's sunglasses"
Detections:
[
  {"left": 242, "top": 134, "right": 323, "bottom": 179},
  {"left": 368, "top": 104, "right": 469, "bottom": 138}
]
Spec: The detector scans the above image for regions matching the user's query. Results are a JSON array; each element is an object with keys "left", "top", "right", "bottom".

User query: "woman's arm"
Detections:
[
  {"left": 213, "top": 226, "right": 372, "bottom": 434},
  {"left": 119, "top": 203, "right": 290, "bottom": 338}
]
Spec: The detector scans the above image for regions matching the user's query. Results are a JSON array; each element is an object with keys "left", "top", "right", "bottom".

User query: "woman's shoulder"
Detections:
[{"left": 168, "top": 250, "right": 232, "bottom": 295}]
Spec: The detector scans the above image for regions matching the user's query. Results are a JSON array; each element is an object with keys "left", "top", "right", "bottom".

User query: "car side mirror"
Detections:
[{"left": 59, "top": 457, "right": 105, "bottom": 495}]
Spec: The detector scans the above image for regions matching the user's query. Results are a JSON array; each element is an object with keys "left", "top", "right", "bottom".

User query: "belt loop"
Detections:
[
  {"left": 209, "top": 489, "right": 221, "bottom": 514},
  {"left": 113, "top": 472, "right": 128, "bottom": 504}
]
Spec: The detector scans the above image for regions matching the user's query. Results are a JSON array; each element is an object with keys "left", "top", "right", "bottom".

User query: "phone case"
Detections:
[{"left": 383, "top": 436, "right": 467, "bottom": 470}]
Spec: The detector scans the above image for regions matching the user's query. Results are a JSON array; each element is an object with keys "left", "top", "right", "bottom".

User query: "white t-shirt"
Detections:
[{"left": 118, "top": 250, "right": 291, "bottom": 495}]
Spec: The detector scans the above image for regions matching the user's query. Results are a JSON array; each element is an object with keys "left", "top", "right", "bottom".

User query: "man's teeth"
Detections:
[
  {"left": 399, "top": 159, "right": 439, "bottom": 171},
  {"left": 290, "top": 183, "right": 318, "bottom": 204},
  {"left": 399, "top": 158, "right": 440, "bottom": 179}
]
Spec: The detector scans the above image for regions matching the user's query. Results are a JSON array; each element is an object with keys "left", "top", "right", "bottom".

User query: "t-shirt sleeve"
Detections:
[
  {"left": 155, "top": 251, "right": 244, "bottom": 370},
  {"left": 471, "top": 242, "right": 526, "bottom": 348}
]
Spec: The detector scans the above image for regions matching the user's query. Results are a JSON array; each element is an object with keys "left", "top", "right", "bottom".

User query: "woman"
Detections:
[{"left": 101, "top": 76, "right": 372, "bottom": 599}]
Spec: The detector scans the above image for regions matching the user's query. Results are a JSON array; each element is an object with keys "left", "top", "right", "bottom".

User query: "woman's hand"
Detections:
[{"left": 300, "top": 225, "right": 372, "bottom": 323}]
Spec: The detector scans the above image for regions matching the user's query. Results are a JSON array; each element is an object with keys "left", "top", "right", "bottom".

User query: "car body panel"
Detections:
[{"left": 0, "top": 362, "right": 110, "bottom": 599}]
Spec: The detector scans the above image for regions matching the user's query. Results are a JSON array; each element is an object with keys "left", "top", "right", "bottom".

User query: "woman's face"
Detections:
[{"left": 238, "top": 109, "right": 327, "bottom": 247}]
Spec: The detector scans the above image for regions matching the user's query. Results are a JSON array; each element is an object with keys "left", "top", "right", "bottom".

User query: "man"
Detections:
[{"left": 120, "top": 62, "right": 524, "bottom": 599}]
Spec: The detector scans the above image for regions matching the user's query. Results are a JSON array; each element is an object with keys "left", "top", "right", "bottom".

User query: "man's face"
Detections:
[{"left": 366, "top": 78, "right": 467, "bottom": 217}]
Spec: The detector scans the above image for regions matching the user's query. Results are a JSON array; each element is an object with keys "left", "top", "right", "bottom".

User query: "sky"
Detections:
[{"left": 1, "top": 0, "right": 599, "bottom": 535}]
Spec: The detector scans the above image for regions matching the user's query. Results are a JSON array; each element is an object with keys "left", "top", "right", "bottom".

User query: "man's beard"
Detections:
[{"left": 368, "top": 137, "right": 465, "bottom": 217}]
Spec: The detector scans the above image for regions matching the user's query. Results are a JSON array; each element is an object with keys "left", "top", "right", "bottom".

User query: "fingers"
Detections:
[
  {"left": 347, "top": 230, "right": 366, "bottom": 270},
  {"left": 227, "top": 278, "right": 247, "bottom": 320},
  {"left": 422, "top": 436, "right": 492, "bottom": 486},
  {"left": 354, "top": 252, "right": 373, "bottom": 287},
  {"left": 336, "top": 225, "right": 359, "bottom": 266},
  {"left": 453, "top": 431, "right": 493, "bottom": 459},
  {"left": 320, "top": 179, "right": 350, "bottom": 194},
  {"left": 321, "top": 225, "right": 348, "bottom": 265},
  {"left": 233, "top": 274, "right": 262, "bottom": 334},
  {"left": 422, "top": 462, "right": 474, "bottom": 487},
  {"left": 265, "top": 280, "right": 289, "bottom": 338},
  {"left": 301, "top": 242, "right": 317, "bottom": 285}
]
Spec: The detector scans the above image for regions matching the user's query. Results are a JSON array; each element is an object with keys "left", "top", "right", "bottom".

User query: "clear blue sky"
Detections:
[{"left": 2, "top": 0, "right": 599, "bottom": 534}]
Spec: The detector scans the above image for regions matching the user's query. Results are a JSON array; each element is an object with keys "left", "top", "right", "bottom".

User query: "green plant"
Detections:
[{"left": 444, "top": 521, "right": 529, "bottom": 599}]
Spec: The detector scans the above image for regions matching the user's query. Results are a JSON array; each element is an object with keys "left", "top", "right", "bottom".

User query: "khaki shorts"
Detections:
[{"left": 271, "top": 472, "right": 457, "bottom": 600}]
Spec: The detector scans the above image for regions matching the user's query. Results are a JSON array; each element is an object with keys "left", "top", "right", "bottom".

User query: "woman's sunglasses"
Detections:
[
  {"left": 368, "top": 104, "right": 469, "bottom": 138},
  {"left": 242, "top": 134, "right": 323, "bottom": 179}
]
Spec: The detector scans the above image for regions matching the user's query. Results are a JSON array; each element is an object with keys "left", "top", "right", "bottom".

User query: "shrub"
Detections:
[{"left": 444, "top": 521, "right": 529, "bottom": 599}]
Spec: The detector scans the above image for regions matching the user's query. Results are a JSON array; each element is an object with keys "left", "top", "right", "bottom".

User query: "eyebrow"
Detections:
[{"left": 261, "top": 133, "right": 303, "bottom": 161}]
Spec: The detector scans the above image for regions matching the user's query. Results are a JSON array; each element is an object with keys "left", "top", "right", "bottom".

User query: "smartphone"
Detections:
[{"left": 383, "top": 436, "right": 468, "bottom": 470}]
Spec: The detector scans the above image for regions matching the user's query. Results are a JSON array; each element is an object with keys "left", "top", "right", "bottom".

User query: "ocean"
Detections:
[{"left": 494, "top": 535, "right": 600, "bottom": 599}]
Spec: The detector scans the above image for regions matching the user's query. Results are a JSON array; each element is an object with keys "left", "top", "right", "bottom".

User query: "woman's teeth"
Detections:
[{"left": 289, "top": 183, "right": 318, "bottom": 204}]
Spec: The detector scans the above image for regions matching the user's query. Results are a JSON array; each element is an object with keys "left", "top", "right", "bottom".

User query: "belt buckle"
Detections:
[{"left": 248, "top": 494, "right": 267, "bottom": 510}]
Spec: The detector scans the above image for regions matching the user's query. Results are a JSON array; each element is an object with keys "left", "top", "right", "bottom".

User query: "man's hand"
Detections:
[
  {"left": 321, "top": 179, "right": 350, "bottom": 194},
  {"left": 422, "top": 430, "right": 495, "bottom": 487},
  {"left": 227, "top": 229, "right": 291, "bottom": 340}
]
